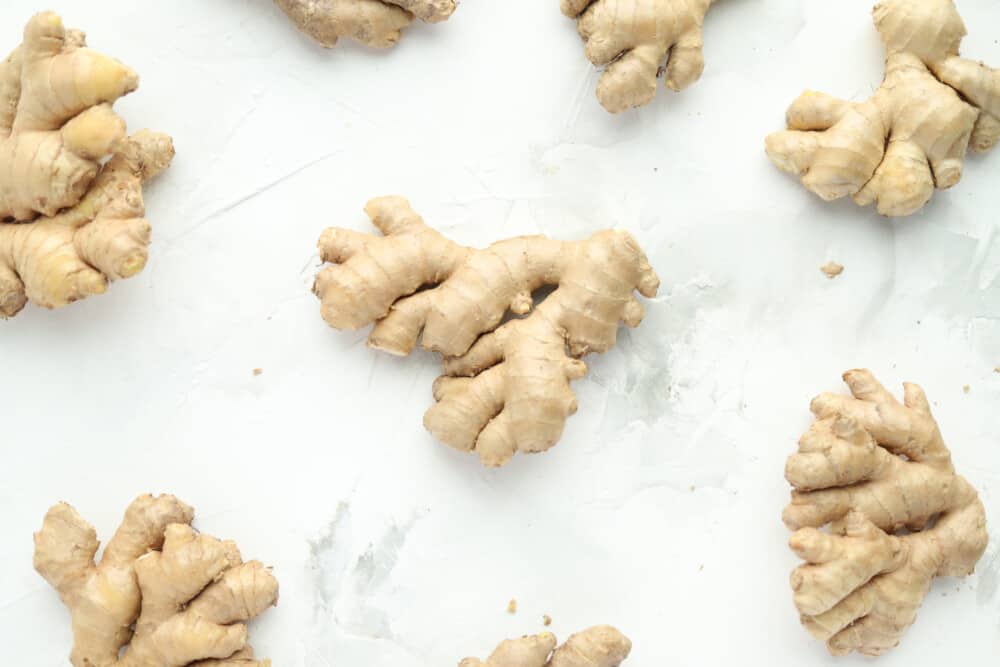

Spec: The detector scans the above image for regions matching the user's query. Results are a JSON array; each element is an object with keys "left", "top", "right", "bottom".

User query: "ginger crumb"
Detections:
[
  {"left": 253, "top": 368, "right": 263, "bottom": 376},
  {"left": 994, "top": 367, "right": 1000, "bottom": 374},
  {"left": 963, "top": 384, "right": 970, "bottom": 394},
  {"left": 507, "top": 599, "right": 517, "bottom": 614},
  {"left": 543, "top": 614, "right": 552, "bottom": 626},
  {"left": 821, "top": 261, "right": 844, "bottom": 278}
]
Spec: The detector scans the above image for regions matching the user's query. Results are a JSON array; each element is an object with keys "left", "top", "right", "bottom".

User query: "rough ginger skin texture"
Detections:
[
  {"left": 314, "top": 196, "right": 660, "bottom": 467},
  {"left": 766, "top": 0, "right": 1000, "bottom": 217},
  {"left": 784, "top": 370, "right": 988, "bottom": 657},
  {"left": 0, "top": 12, "right": 174, "bottom": 318},
  {"left": 34, "top": 494, "right": 279, "bottom": 667},
  {"left": 460, "top": 626, "right": 632, "bottom": 667},
  {"left": 274, "top": 0, "right": 457, "bottom": 48},
  {"left": 561, "top": 0, "right": 716, "bottom": 113}
]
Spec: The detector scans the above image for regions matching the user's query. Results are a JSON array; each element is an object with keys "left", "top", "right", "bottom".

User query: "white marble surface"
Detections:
[{"left": 1, "top": 0, "right": 999, "bottom": 665}]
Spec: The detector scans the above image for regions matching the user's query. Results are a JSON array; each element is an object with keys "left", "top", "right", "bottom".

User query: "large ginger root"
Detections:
[
  {"left": 314, "top": 196, "right": 659, "bottom": 467},
  {"left": 460, "top": 626, "right": 632, "bottom": 667},
  {"left": 274, "top": 0, "right": 457, "bottom": 49},
  {"left": 561, "top": 0, "right": 716, "bottom": 113},
  {"left": 0, "top": 12, "right": 174, "bottom": 318},
  {"left": 766, "top": 0, "right": 999, "bottom": 217},
  {"left": 784, "top": 370, "right": 988, "bottom": 656},
  {"left": 34, "top": 494, "right": 279, "bottom": 667}
]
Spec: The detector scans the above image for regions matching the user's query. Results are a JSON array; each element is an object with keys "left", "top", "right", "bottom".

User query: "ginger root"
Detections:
[
  {"left": 766, "top": 0, "right": 999, "bottom": 217},
  {"left": 34, "top": 494, "right": 279, "bottom": 667},
  {"left": 561, "top": 0, "right": 716, "bottom": 113},
  {"left": 459, "top": 626, "right": 632, "bottom": 667},
  {"left": 314, "top": 196, "right": 659, "bottom": 467},
  {"left": 784, "top": 369, "right": 988, "bottom": 656},
  {"left": 0, "top": 13, "right": 174, "bottom": 318},
  {"left": 274, "top": 0, "right": 457, "bottom": 49}
]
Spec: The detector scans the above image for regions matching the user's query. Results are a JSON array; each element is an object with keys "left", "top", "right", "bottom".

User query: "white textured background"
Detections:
[{"left": 1, "top": 1, "right": 999, "bottom": 665}]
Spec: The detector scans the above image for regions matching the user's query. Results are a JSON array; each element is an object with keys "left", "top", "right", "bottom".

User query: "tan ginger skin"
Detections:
[
  {"left": 767, "top": 0, "right": 999, "bottom": 217},
  {"left": 460, "top": 626, "right": 632, "bottom": 667},
  {"left": 314, "top": 196, "right": 659, "bottom": 467},
  {"left": 274, "top": 0, "right": 457, "bottom": 48},
  {"left": 0, "top": 12, "right": 174, "bottom": 318},
  {"left": 784, "top": 369, "right": 987, "bottom": 657},
  {"left": 561, "top": 0, "right": 716, "bottom": 113},
  {"left": 34, "top": 494, "right": 278, "bottom": 667}
]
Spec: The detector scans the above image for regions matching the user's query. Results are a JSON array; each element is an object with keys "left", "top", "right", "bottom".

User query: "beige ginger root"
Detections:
[
  {"left": 274, "top": 0, "right": 457, "bottom": 49},
  {"left": 561, "top": 0, "right": 716, "bottom": 113},
  {"left": 0, "top": 12, "right": 174, "bottom": 318},
  {"left": 314, "top": 196, "right": 659, "bottom": 467},
  {"left": 460, "top": 626, "right": 632, "bottom": 667},
  {"left": 766, "top": 0, "right": 999, "bottom": 217},
  {"left": 784, "top": 369, "right": 988, "bottom": 656},
  {"left": 34, "top": 494, "right": 279, "bottom": 667}
]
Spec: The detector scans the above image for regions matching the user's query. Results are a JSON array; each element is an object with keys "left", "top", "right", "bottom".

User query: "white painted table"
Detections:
[{"left": 1, "top": 1, "right": 998, "bottom": 665}]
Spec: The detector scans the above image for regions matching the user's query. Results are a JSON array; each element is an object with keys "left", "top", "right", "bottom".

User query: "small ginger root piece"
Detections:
[
  {"left": 460, "top": 626, "right": 632, "bottom": 667},
  {"left": 820, "top": 261, "right": 844, "bottom": 278},
  {"left": 561, "top": 0, "right": 716, "bottom": 113},
  {"left": 274, "top": 0, "right": 457, "bottom": 49},
  {"left": 784, "top": 370, "right": 988, "bottom": 656},
  {"left": 766, "top": 0, "right": 999, "bottom": 217},
  {"left": 0, "top": 13, "right": 174, "bottom": 318},
  {"left": 314, "top": 196, "right": 659, "bottom": 467},
  {"left": 34, "top": 494, "right": 279, "bottom": 667}
]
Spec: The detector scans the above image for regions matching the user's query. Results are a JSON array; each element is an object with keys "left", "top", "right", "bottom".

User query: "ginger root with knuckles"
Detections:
[
  {"left": 784, "top": 370, "right": 987, "bottom": 656},
  {"left": 34, "top": 494, "right": 279, "bottom": 667},
  {"left": 274, "top": 0, "right": 457, "bottom": 49},
  {"left": 314, "top": 196, "right": 659, "bottom": 467},
  {"left": 766, "top": 0, "right": 999, "bottom": 217},
  {"left": 0, "top": 12, "right": 174, "bottom": 317},
  {"left": 460, "top": 626, "right": 632, "bottom": 667},
  {"left": 561, "top": 0, "right": 716, "bottom": 113}
]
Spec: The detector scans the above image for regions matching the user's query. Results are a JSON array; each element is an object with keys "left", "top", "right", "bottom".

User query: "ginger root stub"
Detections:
[{"left": 784, "top": 369, "right": 987, "bottom": 656}]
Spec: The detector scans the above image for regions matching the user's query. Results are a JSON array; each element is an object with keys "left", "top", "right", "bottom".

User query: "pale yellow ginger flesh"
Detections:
[
  {"left": 0, "top": 12, "right": 174, "bottom": 318},
  {"left": 34, "top": 494, "right": 279, "bottom": 667},
  {"left": 561, "top": 0, "right": 716, "bottom": 113},
  {"left": 784, "top": 370, "right": 987, "bottom": 657},
  {"left": 766, "top": 0, "right": 999, "bottom": 217},
  {"left": 314, "top": 196, "right": 660, "bottom": 467},
  {"left": 459, "top": 626, "right": 632, "bottom": 667},
  {"left": 274, "top": 0, "right": 457, "bottom": 48}
]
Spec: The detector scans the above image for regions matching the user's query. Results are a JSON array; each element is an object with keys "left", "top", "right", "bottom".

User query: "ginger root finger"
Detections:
[
  {"left": 314, "top": 196, "right": 659, "bottom": 466},
  {"left": 784, "top": 370, "right": 988, "bottom": 656}
]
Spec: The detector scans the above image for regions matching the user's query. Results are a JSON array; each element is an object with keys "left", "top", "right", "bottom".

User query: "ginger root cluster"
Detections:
[
  {"left": 314, "top": 196, "right": 660, "bottom": 467},
  {"left": 767, "top": 0, "right": 999, "bottom": 216},
  {"left": 561, "top": 0, "right": 716, "bottom": 113},
  {"left": 0, "top": 12, "right": 174, "bottom": 318},
  {"left": 34, "top": 494, "right": 279, "bottom": 667},
  {"left": 274, "top": 0, "right": 457, "bottom": 48},
  {"left": 460, "top": 626, "right": 632, "bottom": 667},
  {"left": 784, "top": 370, "right": 988, "bottom": 656}
]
